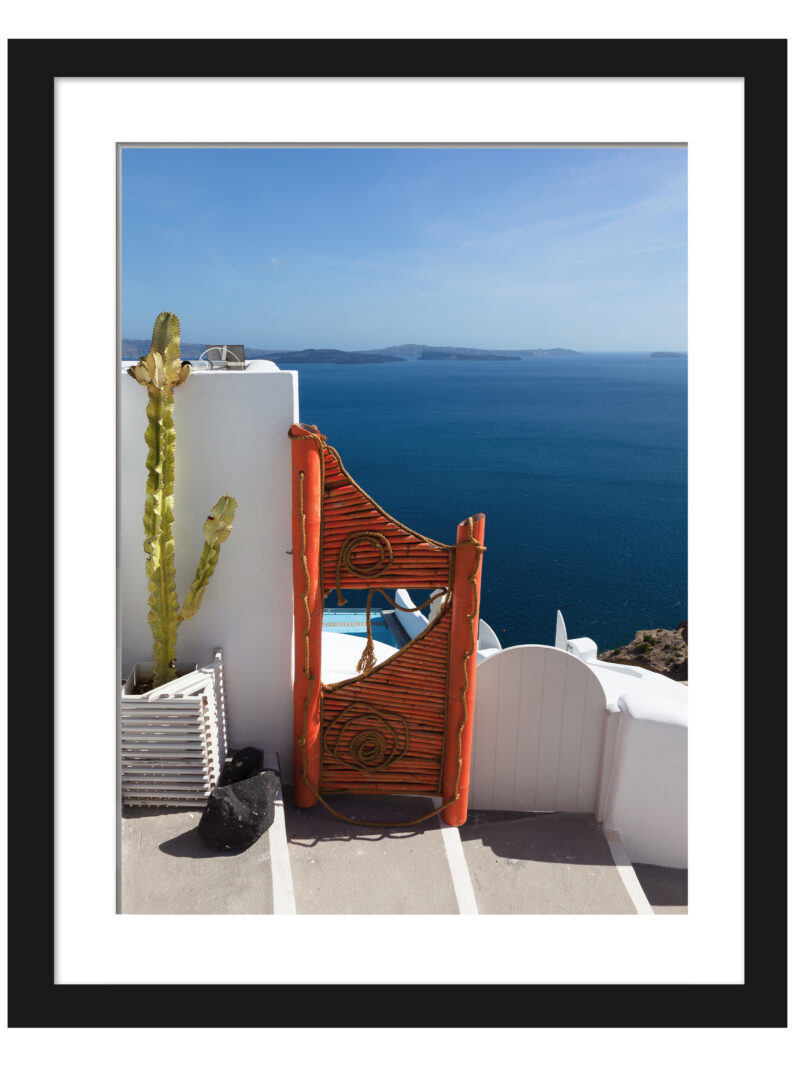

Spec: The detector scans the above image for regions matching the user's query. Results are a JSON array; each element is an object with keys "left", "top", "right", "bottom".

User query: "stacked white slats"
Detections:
[{"left": 121, "top": 650, "right": 228, "bottom": 808}]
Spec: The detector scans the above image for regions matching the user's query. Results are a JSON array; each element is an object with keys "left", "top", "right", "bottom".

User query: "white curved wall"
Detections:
[
  {"left": 470, "top": 644, "right": 608, "bottom": 814},
  {"left": 393, "top": 587, "right": 429, "bottom": 639},
  {"left": 478, "top": 618, "right": 502, "bottom": 651},
  {"left": 602, "top": 692, "right": 688, "bottom": 867}
]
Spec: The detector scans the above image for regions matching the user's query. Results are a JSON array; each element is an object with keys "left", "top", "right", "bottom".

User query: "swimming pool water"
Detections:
[{"left": 322, "top": 609, "right": 400, "bottom": 648}]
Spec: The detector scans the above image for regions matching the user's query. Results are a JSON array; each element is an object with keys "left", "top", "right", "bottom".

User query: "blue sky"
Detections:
[{"left": 121, "top": 146, "right": 687, "bottom": 352}]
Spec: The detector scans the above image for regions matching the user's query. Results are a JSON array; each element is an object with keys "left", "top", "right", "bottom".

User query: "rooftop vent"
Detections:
[{"left": 198, "top": 344, "right": 247, "bottom": 370}]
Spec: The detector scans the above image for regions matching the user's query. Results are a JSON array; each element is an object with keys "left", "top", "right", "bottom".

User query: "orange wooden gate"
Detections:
[{"left": 289, "top": 423, "right": 485, "bottom": 827}]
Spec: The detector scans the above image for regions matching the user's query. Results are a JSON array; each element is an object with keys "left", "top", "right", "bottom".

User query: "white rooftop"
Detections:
[{"left": 320, "top": 630, "right": 397, "bottom": 686}]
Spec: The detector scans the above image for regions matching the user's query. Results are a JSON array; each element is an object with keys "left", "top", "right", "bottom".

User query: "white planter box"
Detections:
[{"left": 120, "top": 648, "right": 229, "bottom": 808}]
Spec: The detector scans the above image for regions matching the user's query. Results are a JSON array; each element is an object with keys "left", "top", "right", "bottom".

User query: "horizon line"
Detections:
[{"left": 121, "top": 338, "right": 687, "bottom": 355}]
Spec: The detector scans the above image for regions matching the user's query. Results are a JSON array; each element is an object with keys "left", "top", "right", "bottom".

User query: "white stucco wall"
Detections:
[
  {"left": 602, "top": 692, "right": 688, "bottom": 868},
  {"left": 120, "top": 361, "right": 299, "bottom": 777}
]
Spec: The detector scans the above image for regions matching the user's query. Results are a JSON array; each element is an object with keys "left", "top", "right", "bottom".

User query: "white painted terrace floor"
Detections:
[{"left": 120, "top": 786, "right": 687, "bottom": 916}]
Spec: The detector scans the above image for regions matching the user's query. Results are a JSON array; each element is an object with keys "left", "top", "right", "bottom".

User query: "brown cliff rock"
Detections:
[{"left": 599, "top": 622, "right": 687, "bottom": 681}]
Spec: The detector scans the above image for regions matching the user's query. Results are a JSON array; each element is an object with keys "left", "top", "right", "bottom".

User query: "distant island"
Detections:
[
  {"left": 362, "top": 344, "right": 580, "bottom": 359},
  {"left": 270, "top": 348, "right": 404, "bottom": 365},
  {"left": 418, "top": 350, "right": 520, "bottom": 361},
  {"left": 122, "top": 338, "right": 581, "bottom": 364},
  {"left": 122, "top": 339, "right": 688, "bottom": 365}
]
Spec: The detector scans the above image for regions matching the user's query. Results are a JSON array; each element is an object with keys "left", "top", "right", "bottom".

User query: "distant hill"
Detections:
[
  {"left": 270, "top": 348, "right": 404, "bottom": 365},
  {"left": 418, "top": 350, "right": 520, "bottom": 361},
  {"left": 121, "top": 338, "right": 579, "bottom": 364},
  {"left": 650, "top": 351, "right": 687, "bottom": 358},
  {"left": 363, "top": 343, "right": 581, "bottom": 359}
]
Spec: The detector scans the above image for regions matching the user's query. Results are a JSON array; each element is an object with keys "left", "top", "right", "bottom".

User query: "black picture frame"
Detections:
[{"left": 7, "top": 38, "right": 786, "bottom": 1029}]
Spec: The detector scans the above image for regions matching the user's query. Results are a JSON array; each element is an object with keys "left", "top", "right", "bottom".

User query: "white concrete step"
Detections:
[
  {"left": 120, "top": 806, "right": 274, "bottom": 914},
  {"left": 120, "top": 784, "right": 684, "bottom": 915},
  {"left": 284, "top": 791, "right": 461, "bottom": 914},
  {"left": 280, "top": 789, "right": 661, "bottom": 916}
]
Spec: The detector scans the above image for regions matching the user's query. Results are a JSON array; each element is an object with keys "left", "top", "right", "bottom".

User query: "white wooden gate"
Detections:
[{"left": 469, "top": 644, "right": 610, "bottom": 816}]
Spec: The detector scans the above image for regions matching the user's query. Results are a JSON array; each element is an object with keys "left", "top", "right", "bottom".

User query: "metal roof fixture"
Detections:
[{"left": 198, "top": 344, "right": 247, "bottom": 370}]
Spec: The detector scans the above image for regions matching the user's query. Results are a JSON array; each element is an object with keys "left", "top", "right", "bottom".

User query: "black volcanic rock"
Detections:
[
  {"left": 218, "top": 747, "right": 264, "bottom": 786},
  {"left": 198, "top": 772, "right": 276, "bottom": 851}
]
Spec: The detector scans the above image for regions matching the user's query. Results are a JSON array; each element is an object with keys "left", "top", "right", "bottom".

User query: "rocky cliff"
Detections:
[{"left": 599, "top": 621, "right": 687, "bottom": 681}]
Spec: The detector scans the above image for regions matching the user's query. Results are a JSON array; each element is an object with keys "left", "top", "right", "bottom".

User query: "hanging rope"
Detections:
[{"left": 355, "top": 589, "right": 379, "bottom": 673}]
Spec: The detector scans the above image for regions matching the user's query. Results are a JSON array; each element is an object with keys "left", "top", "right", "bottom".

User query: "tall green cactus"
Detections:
[{"left": 128, "top": 312, "right": 238, "bottom": 689}]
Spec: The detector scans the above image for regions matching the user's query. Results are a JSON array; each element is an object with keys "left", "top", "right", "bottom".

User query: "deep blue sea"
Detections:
[{"left": 297, "top": 354, "right": 687, "bottom": 652}]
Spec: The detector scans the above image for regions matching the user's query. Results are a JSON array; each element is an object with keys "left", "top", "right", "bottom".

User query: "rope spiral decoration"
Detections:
[
  {"left": 334, "top": 531, "right": 394, "bottom": 604},
  {"left": 324, "top": 701, "right": 410, "bottom": 773}
]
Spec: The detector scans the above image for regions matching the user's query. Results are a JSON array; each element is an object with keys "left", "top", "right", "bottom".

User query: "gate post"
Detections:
[
  {"left": 290, "top": 424, "right": 324, "bottom": 807},
  {"left": 442, "top": 513, "right": 485, "bottom": 826}
]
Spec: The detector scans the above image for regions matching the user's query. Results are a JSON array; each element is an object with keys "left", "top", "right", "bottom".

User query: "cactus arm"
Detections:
[{"left": 178, "top": 495, "right": 238, "bottom": 623}]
